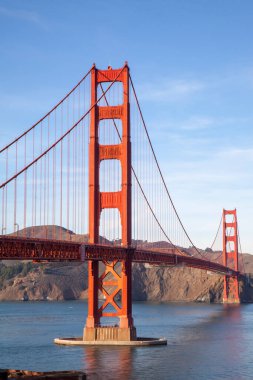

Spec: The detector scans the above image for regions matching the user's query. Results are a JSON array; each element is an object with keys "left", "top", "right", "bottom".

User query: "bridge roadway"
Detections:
[{"left": 0, "top": 236, "right": 239, "bottom": 277}]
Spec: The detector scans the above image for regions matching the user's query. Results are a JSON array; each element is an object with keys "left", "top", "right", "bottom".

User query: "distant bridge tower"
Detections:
[
  {"left": 223, "top": 209, "right": 240, "bottom": 303},
  {"left": 83, "top": 64, "right": 136, "bottom": 341}
]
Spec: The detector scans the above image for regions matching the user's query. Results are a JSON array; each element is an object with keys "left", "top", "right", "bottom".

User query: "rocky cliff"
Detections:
[{"left": 1, "top": 259, "right": 253, "bottom": 303}]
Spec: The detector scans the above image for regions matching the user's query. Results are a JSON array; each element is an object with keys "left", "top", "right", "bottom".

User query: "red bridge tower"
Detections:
[
  {"left": 83, "top": 64, "right": 136, "bottom": 341},
  {"left": 223, "top": 209, "right": 240, "bottom": 303}
]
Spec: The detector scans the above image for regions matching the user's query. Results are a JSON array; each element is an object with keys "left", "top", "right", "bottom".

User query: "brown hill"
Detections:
[{"left": 1, "top": 226, "right": 253, "bottom": 303}]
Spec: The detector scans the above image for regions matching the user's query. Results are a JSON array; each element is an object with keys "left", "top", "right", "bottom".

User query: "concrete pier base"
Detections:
[
  {"left": 54, "top": 336, "right": 167, "bottom": 346},
  {"left": 83, "top": 326, "right": 137, "bottom": 342},
  {"left": 55, "top": 325, "right": 166, "bottom": 346}
]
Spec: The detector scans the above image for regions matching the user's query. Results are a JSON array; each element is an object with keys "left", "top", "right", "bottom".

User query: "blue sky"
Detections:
[{"left": 0, "top": 0, "right": 253, "bottom": 252}]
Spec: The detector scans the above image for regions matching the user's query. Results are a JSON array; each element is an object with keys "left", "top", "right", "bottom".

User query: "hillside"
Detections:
[{"left": 1, "top": 226, "right": 253, "bottom": 303}]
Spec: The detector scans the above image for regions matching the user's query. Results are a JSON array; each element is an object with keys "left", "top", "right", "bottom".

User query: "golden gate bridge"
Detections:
[{"left": 0, "top": 64, "right": 244, "bottom": 343}]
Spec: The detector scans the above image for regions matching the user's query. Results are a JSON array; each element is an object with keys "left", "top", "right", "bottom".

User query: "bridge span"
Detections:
[{"left": 0, "top": 236, "right": 239, "bottom": 276}]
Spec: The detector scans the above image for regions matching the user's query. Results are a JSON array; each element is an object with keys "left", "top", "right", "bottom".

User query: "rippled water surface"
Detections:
[{"left": 1, "top": 301, "right": 253, "bottom": 379}]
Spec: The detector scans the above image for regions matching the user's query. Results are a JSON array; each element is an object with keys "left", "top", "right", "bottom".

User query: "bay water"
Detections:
[{"left": 0, "top": 301, "right": 253, "bottom": 379}]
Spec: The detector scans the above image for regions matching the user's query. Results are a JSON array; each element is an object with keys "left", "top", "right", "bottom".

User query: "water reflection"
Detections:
[{"left": 82, "top": 346, "right": 133, "bottom": 380}]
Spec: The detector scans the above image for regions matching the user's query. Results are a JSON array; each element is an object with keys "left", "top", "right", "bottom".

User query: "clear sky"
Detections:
[{"left": 0, "top": 0, "right": 253, "bottom": 252}]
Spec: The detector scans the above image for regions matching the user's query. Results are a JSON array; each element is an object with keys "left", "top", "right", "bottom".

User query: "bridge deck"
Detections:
[{"left": 0, "top": 236, "right": 239, "bottom": 277}]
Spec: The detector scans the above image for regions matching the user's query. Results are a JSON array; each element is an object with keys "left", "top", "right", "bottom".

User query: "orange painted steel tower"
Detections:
[
  {"left": 83, "top": 64, "right": 136, "bottom": 341},
  {"left": 223, "top": 209, "right": 240, "bottom": 303}
]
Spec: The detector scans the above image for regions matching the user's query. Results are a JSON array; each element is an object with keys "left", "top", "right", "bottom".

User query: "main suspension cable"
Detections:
[
  {"left": 99, "top": 82, "right": 193, "bottom": 257},
  {"left": 210, "top": 214, "right": 222, "bottom": 250},
  {"left": 129, "top": 75, "right": 204, "bottom": 258},
  {"left": 0, "top": 67, "right": 92, "bottom": 154},
  {"left": 0, "top": 65, "right": 126, "bottom": 189}
]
